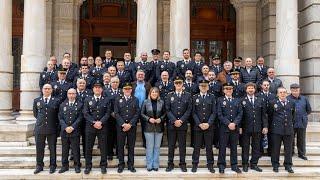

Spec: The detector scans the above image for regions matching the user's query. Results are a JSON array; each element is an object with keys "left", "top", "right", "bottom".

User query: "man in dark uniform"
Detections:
[
  {"left": 135, "top": 52, "right": 153, "bottom": 82},
  {"left": 39, "top": 60, "right": 57, "bottom": 90},
  {"left": 158, "top": 51, "right": 176, "bottom": 81},
  {"left": 58, "top": 88, "right": 83, "bottom": 173},
  {"left": 150, "top": 49, "right": 162, "bottom": 85},
  {"left": 116, "top": 61, "right": 132, "bottom": 88},
  {"left": 165, "top": 77, "right": 192, "bottom": 172},
  {"left": 217, "top": 83, "right": 243, "bottom": 174},
  {"left": 104, "top": 49, "right": 117, "bottom": 69},
  {"left": 90, "top": 56, "right": 107, "bottom": 82},
  {"left": 51, "top": 68, "right": 73, "bottom": 103},
  {"left": 210, "top": 54, "right": 222, "bottom": 75},
  {"left": 183, "top": 70, "right": 199, "bottom": 96},
  {"left": 208, "top": 71, "right": 222, "bottom": 98},
  {"left": 73, "top": 65, "right": 94, "bottom": 89},
  {"left": 75, "top": 78, "right": 93, "bottom": 157},
  {"left": 229, "top": 69, "right": 245, "bottom": 98},
  {"left": 61, "top": 58, "right": 78, "bottom": 83},
  {"left": 124, "top": 52, "right": 136, "bottom": 82},
  {"left": 240, "top": 82, "right": 268, "bottom": 172},
  {"left": 154, "top": 71, "right": 174, "bottom": 100},
  {"left": 258, "top": 80, "right": 277, "bottom": 156},
  {"left": 268, "top": 87, "right": 295, "bottom": 173},
  {"left": 255, "top": 56, "right": 269, "bottom": 81},
  {"left": 192, "top": 52, "right": 205, "bottom": 81},
  {"left": 191, "top": 80, "right": 216, "bottom": 173},
  {"left": 33, "top": 84, "right": 60, "bottom": 174},
  {"left": 103, "top": 76, "right": 123, "bottom": 160},
  {"left": 83, "top": 80, "right": 110, "bottom": 174},
  {"left": 288, "top": 83, "right": 312, "bottom": 160},
  {"left": 233, "top": 56, "right": 243, "bottom": 71},
  {"left": 114, "top": 82, "right": 140, "bottom": 173},
  {"left": 176, "top": 49, "right": 195, "bottom": 79}
]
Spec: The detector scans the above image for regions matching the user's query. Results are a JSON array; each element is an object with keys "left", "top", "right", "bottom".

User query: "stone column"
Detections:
[
  {"left": 135, "top": 0, "right": 157, "bottom": 60},
  {"left": 231, "top": 0, "right": 259, "bottom": 59},
  {"left": 170, "top": 0, "right": 190, "bottom": 62},
  {"left": 17, "top": 0, "right": 47, "bottom": 121},
  {"left": 298, "top": 0, "right": 320, "bottom": 122},
  {"left": 0, "top": 0, "right": 14, "bottom": 121},
  {"left": 274, "top": 0, "right": 299, "bottom": 89}
]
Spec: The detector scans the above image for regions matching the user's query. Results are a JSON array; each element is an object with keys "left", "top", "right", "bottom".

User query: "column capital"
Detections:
[{"left": 230, "top": 0, "right": 259, "bottom": 9}]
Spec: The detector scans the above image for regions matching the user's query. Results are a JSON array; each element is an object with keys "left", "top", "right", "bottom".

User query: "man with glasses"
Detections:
[
  {"left": 33, "top": 84, "right": 60, "bottom": 174},
  {"left": 165, "top": 77, "right": 192, "bottom": 172},
  {"left": 217, "top": 83, "right": 243, "bottom": 174},
  {"left": 103, "top": 77, "right": 123, "bottom": 160}
]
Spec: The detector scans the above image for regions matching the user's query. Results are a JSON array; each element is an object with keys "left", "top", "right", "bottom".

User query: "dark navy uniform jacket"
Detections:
[
  {"left": 240, "top": 96, "right": 268, "bottom": 133},
  {"left": 287, "top": 94, "right": 311, "bottom": 129},
  {"left": 192, "top": 93, "right": 217, "bottom": 131},
  {"left": 154, "top": 81, "right": 174, "bottom": 100},
  {"left": 268, "top": 98, "right": 296, "bottom": 135},
  {"left": 165, "top": 91, "right": 192, "bottom": 131},
  {"left": 51, "top": 80, "right": 73, "bottom": 103},
  {"left": 208, "top": 81, "right": 222, "bottom": 98},
  {"left": 217, "top": 96, "right": 243, "bottom": 133},
  {"left": 114, "top": 95, "right": 140, "bottom": 127},
  {"left": 82, "top": 96, "right": 111, "bottom": 133},
  {"left": 135, "top": 61, "right": 153, "bottom": 82},
  {"left": 33, "top": 96, "right": 60, "bottom": 135},
  {"left": 39, "top": 71, "right": 57, "bottom": 89},
  {"left": 176, "top": 60, "right": 195, "bottom": 79},
  {"left": 158, "top": 61, "right": 176, "bottom": 81},
  {"left": 58, "top": 100, "right": 83, "bottom": 137}
]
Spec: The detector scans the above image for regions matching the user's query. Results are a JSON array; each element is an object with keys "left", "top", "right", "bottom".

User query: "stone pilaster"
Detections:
[
  {"left": 135, "top": 0, "right": 157, "bottom": 60},
  {"left": 231, "top": 0, "right": 259, "bottom": 59},
  {"left": 261, "top": 0, "right": 276, "bottom": 67},
  {"left": 298, "top": 0, "right": 320, "bottom": 122},
  {"left": 274, "top": 0, "right": 299, "bottom": 90},
  {"left": 52, "top": 0, "right": 82, "bottom": 63},
  {"left": 0, "top": 0, "right": 14, "bottom": 121},
  {"left": 170, "top": 0, "right": 190, "bottom": 62},
  {"left": 17, "top": 0, "right": 47, "bottom": 121}
]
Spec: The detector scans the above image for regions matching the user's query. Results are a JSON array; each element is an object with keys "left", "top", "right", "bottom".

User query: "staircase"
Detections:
[{"left": 0, "top": 122, "right": 319, "bottom": 179}]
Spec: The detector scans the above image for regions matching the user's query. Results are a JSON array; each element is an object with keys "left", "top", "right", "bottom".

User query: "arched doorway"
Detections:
[
  {"left": 190, "top": 0, "right": 236, "bottom": 64},
  {"left": 79, "top": 0, "right": 137, "bottom": 60}
]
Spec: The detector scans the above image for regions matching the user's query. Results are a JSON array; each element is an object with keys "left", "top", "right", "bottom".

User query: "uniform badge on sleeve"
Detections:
[
  {"left": 196, "top": 99, "right": 199, "bottom": 103},
  {"left": 42, "top": 74, "right": 45, "bottom": 78},
  {"left": 274, "top": 104, "right": 278, "bottom": 109},
  {"left": 37, "top": 102, "right": 41, "bottom": 107},
  {"left": 181, "top": 64, "right": 184, "bottom": 68},
  {"left": 242, "top": 101, "right": 246, "bottom": 105},
  {"left": 89, "top": 101, "right": 93, "bottom": 105},
  {"left": 119, "top": 99, "right": 123, "bottom": 103},
  {"left": 63, "top": 107, "right": 67, "bottom": 111},
  {"left": 223, "top": 101, "right": 226, "bottom": 105},
  {"left": 54, "top": 85, "right": 58, "bottom": 89},
  {"left": 159, "top": 85, "right": 162, "bottom": 89},
  {"left": 161, "top": 65, "right": 164, "bottom": 68},
  {"left": 171, "top": 97, "right": 174, "bottom": 101}
]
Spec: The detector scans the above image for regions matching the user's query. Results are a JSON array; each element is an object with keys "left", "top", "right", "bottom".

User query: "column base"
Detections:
[
  {"left": 0, "top": 111, "right": 15, "bottom": 122},
  {"left": 15, "top": 111, "right": 36, "bottom": 122}
]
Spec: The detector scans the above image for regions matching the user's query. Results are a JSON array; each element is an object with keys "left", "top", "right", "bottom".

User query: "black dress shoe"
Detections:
[
  {"left": 101, "top": 167, "right": 107, "bottom": 174},
  {"left": 108, "top": 156, "right": 113, "bottom": 161},
  {"left": 49, "top": 167, "right": 56, "bottom": 174},
  {"left": 219, "top": 168, "right": 225, "bottom": 174},
  {"left": 180, "top": 165, "right": 187, "bottom": 172},
  {"left": 208, "top": 167, "right": 215, "bottom": 173},
  {"left": 58, "top": 166, "right": 69, "bottom": 173},
  {"left": 251, "top": 165, "right": 263, "bottom": 172},
  {"left": 152, "top": 168, "right": 158, "bottom": 171},
  {"left": 128, "top": 166, "right": 136, "bottom": 173},
  {"left": 298, "top": 155, "right": 308, "bottom": 160},
  {"left": 117, "top": 166, "right": 124, "bottom": 173},
  {"left": 231, "top": 167, "right": 242, "bottom": 173},
  {"left": 33, "top": 167, "right": 43, "bottom": 174},
  {"left": 273, "top": 167, "right": 279, "bottom": 173},
  {"left": 191, "top": 165, "right": 197, "bottom": 173},
  {"left": 285, "top": 167, "right": 294, "bottom": 173},
  {"left": 147, "top": 168, "right": 152, "bottom": 172},
  {"left": 75, "top": 167, "right": 81, "bottom": 173},
  {"left": 165, "top": 164, "right": 174, "bottom": 172},
  {"left": 84, "top": 167, "right": 91, "bottom": 174},
  {"left": 243, "top": 164, "right": 248, "bottom": 172}
]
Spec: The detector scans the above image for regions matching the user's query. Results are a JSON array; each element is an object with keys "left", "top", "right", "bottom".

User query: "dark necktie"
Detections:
[
  {"left": 96, "top": 98, "right": 100, "bottom": 103},
  {"left": 70, "top": 102, "right": 73, "bottom": 107},
  {"left": 282, "top": 101, "right": 286, "bottom": 106},
  {"left": 228, "top": 98, "right": 232, "bottom": 102},
  {"left": 250, "top": 97, "right": 254, "bottom": 106},
  {"left": 44, "top": 98, "right": 48, "bottom": 104}
]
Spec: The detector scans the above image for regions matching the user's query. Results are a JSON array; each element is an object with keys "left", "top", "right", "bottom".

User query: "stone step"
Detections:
[
  {"left": 0, "top": 167, "right": 319, "bottom": 179},
  {"left": 0, "top": 145, "right": 319, "bottom": 157},
  {"left": 1, "top": 167, "right": 319, "bottom": 179},
  {"left": 0, "top": 155, "right": 318, "bottom": 169}
]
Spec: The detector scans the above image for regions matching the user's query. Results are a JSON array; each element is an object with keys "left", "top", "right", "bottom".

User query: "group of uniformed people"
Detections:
[{"left": 33, "top": 49, "right": 311, "bottom": 175}]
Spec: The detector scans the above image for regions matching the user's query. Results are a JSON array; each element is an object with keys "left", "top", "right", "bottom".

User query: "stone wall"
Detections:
[{"left": 298, "top": 0, "right": 320, "bottom": 122}]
